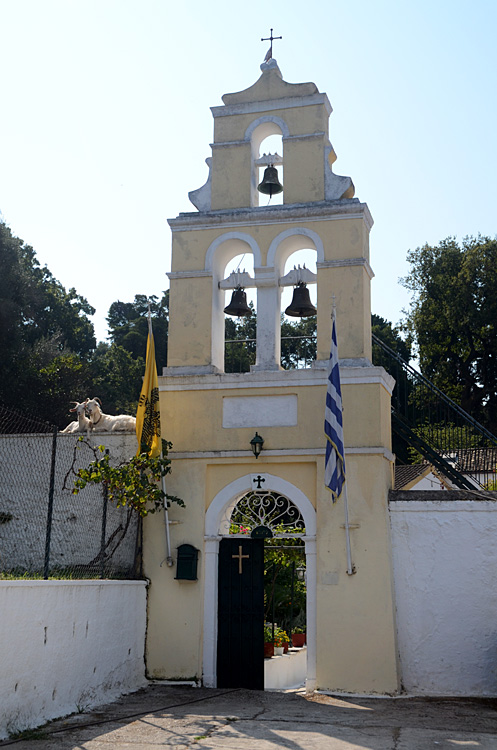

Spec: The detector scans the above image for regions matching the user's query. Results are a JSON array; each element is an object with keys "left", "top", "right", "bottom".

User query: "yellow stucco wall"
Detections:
[{"left": 145, "top": 61, "right": 400, "bottom": 694}]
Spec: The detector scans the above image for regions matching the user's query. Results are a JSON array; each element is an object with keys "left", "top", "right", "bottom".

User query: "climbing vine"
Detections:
[{"left": 70, "top": 438, "right": 184, "bottom": 517}]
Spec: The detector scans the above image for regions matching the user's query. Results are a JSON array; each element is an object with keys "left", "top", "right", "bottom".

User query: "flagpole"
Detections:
[
  {"left": 143, "top": 305, "right": 173, "bottom": 569},
  {"left": 331, "top": 298, "right": 355, "bottom": 576}
]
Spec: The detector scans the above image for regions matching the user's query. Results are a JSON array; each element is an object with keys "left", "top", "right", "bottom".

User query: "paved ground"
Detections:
[{"left": 2, "top": 684, "right": 497, "bottom": 749}]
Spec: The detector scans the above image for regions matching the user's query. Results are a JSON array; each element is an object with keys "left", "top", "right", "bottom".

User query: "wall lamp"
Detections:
[{"left": 250, "top": 432, "right": 264, "bottom": 459}]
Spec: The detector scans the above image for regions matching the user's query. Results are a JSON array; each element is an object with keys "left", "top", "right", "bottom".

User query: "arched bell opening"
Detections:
[
  {"left": 206, "top": 234, "right": 260, "bottom": 373},
  {"left": 249, "top": 122, "right": 284, "bottom": 208},
  {"left": 280, "top": 248, "right": 318, "bottom": 370},
  {"left": 222, "top": 253, "right": 256, "bottom": 373}
]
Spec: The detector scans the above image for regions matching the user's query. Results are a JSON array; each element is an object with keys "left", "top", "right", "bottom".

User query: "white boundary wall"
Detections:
[
  {"left": 390, "top": 497, "right": 497, "bottom": 696},
  {"left": 0, "top": 580, "right": 147, "bottom": 739}
]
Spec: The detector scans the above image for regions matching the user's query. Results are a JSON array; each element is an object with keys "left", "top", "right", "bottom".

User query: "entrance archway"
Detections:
[{"left": 203, "top": 474, "right": 317, "bottom": 691}]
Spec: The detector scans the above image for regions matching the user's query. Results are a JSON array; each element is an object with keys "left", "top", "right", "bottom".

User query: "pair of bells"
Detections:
[{"left": 224, "top": 282, "right": 316, "bottom": 319}]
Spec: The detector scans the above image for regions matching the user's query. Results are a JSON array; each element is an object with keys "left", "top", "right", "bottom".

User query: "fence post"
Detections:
[
  {"left": 43, "top": 427, "right": 58, "bottom": 579},
  {"left": 100, "top": 449, "right": 109, "bottom": 579}
]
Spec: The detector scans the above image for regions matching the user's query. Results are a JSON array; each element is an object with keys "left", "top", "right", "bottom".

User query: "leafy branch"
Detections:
[{"left": 71, "top": 438, "right": 184, "bottom": 517}]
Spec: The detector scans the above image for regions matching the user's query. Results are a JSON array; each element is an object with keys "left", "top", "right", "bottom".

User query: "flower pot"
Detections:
[
  {"left": 274, "top": 646, "right": 284, "bottom": 656},
  {"left": 291, "top": 633, "right": 306, "bottom": 648},
  {"left": 283, "top": 642, "right": 289, "bottom": 654},
  {"left": 264, "top": 642, "right": 274, "bottom": 658}
]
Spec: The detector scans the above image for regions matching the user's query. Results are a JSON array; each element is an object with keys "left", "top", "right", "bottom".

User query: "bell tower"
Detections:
[{"left": 145, "top": 58, "right": 400, "bottom": 695}]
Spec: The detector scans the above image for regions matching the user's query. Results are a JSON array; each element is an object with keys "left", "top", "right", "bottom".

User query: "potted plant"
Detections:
[
  {"left": 274, "top": 627, "right": 290, "bottom": 655},
  {"left": 264, "top": 624, "right": 274, "bottom": 658},
  {"left": 291, "top": 626, "right": 306, "bottom": 648}
]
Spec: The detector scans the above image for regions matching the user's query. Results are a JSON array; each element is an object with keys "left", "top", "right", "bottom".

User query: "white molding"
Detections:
[
  {"left": 159, "top": 365, "right": 394, "bottom": 393},
  {"left": 267, "top": 226, "right": 325, "bottom": 268},
  {"left": 167, "top": 270, "right": 212, "bottom": 280},
  {"left": 317, "top": 257, "right": 375, "bottom": 280},
  {"left": 283, "top": 131, "right": 326, "bottom": 141},
  {"left": 244, "top": 115, "right": 290, "bottom": 141},
  {"left": 204, "top": 231, "right": 262, "bottom": 271},
  {"left": 202, "top": 474, "right": 317, "bottom": 689},
  {"left": 168, "top": 201, "right": 372, "bottom": 234},
  {"left": 170, "top": 447, "right": 394, "bottom": 461},
  {"left": 210, "top": 92, "right": 332, "bottom": 118}
]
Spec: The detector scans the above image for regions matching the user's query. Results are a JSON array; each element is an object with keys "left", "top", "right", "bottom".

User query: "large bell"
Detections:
[
  {"left": 257, "top": 165, "right": 283, "bottom": 197},
  {"left": 284, "top": 283, "right": 317, "bottom": 318},
  {"left": 223, "top": 288, "right": 252, "bottom": 317}
]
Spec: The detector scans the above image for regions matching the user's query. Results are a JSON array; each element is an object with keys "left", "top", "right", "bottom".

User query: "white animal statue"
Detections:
[
  {"left": 85, "top": 397, "right": 136, "bottom": 432},
  {"left": 61, "top": 399, "right": 91, "bottom": 433}
]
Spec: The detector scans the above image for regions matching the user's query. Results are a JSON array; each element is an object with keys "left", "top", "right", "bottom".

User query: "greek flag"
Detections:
[{"left": 324, "top": 316, "right": 346, "bottom": 501}]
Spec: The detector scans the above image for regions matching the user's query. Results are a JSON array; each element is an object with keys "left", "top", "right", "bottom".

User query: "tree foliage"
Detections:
[
  {"left": 402, "top": 236, "right": 497, "bottom": 431},
  {"left": 107, "top": 292, "right": 169, "bottom": 373},
  {"left": 72, "top": 438, "right": 184, "bottom": 517},
  {"left": 0, "top": 221, "right": 96, "bottom": 423}
]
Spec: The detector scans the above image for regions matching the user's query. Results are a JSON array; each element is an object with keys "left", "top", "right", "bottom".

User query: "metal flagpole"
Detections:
[{"left": 331, "top": 297, "right": 355, "bottom": 576}]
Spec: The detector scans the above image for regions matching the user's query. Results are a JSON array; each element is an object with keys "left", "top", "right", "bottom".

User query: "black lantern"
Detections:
[{"left": 250, "top": 432, "right": 264, "bottom": 459}]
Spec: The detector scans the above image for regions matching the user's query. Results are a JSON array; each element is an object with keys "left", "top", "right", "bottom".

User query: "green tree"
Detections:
[
  {"left": 224, "top": 306, "right": 257, "bottom": 373},
  {"left": 90, "top": 342, "right": 144, "bottom": 415},
  {"left": 0, "top": 221, "right": 96, "bottom": 424},
  {"left": 107, "top": 292, "right": 169, "bottom": 373},
  {"left": 281, "top": 315, "right": 317, "bottom": 369},
  {"left": 401, "top": 236, "right": 497, "bottom": 431}
]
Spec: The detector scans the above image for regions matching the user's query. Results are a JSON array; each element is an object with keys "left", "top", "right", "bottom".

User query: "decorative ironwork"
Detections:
[
  {"left": 226, "top": 491, "right": 305, "bottom": 537},
  {"left": 373, "top": 333, "right": 497, "bottom": 488}
]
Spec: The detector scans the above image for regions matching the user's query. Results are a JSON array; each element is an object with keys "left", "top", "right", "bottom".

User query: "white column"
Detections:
[
  {"left": 252, "top": 269, "right": 281, "bottom": 371},
  {"left": 202, "top": 537, "right": 220, "bottom": 687},
  {"left": 304, "top": 538, "right": 317, "bottom": 692}
]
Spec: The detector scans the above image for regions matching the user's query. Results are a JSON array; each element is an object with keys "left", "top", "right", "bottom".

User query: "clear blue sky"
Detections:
[{"left": 1, "top": 0, "right": 495, "bottom": 343}]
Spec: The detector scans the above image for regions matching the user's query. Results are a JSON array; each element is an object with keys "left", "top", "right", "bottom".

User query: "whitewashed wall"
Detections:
[
  {"left": 0, "top": 580, "right": 147, "bottom": 740},
  {"left": 390, "top": 495, "right": 497, "bottom": 696}
]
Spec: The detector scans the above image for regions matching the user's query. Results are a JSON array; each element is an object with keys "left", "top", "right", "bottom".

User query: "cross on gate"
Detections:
[
  {"left": 232, "top": 545, "right": 250, "bottom": 574},
  {"left": 253, "top": 475, "right": 265, "bottom": 490},
  {"left": 261, "top": 28, "right": 282, "bottom": 61}
]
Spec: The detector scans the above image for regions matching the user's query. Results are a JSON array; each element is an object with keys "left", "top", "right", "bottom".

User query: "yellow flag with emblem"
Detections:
[{"left": 136, "top": 315, "right": 161, "bottom": 458}]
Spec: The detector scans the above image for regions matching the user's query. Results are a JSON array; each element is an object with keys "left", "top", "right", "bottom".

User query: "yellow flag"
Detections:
[{"left": 136, "top": 317, "right": 161, "bottom": 458}]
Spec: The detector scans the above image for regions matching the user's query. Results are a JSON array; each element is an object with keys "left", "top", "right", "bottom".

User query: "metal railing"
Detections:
[
  {"left": 372, "top": 334, "right": 497, "bottom": 488},
  {"left": 225, "top": 335, "right": 317, "bottom": 372}
]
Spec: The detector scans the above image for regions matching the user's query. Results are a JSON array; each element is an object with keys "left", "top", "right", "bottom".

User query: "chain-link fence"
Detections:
[{"left": 0, "top": 404, "right": 141, "bottom": 579}]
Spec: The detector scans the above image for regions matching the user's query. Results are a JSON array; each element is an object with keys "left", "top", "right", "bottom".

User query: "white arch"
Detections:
[
  {"left": 244, "top": 115, "right": 290, "bottom": 145},
  {"left": 204, "top": 232, "right": 262, "bottom": 276},
  {"left": 205, "top": 473, "right": 316, "bottom": 537},
  {"left": 203, "top": 474, "right": 317, "bottom": 691},
  {"left": 267, "top": 227, "right": 325, "bottom": 274}
]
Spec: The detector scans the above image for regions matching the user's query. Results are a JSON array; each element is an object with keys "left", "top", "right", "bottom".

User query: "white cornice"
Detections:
[
  {"left": 159, "top": 365, "right": 394, "bottom": 394},
  {"left": 167, "top": 270, "right": 212, "bottom": 280},
  {"left": 169, "top": 446, "right": 393, "bottom": 461},
  {"left": 317, "top": 258, "right": 375, "bottom": 280},
  {"left": 210, "top": 92, "right": 332, "bottom": 118},
  {"left": 168, "top": 200, "right": 373, "bottom": 233}
]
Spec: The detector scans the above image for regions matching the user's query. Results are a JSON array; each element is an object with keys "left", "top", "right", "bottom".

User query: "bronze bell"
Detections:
[
  {"left": 224, "top": 287, "right": 252, "bottom": 317},
  {"left": 257, "top": 165, "right": 283, "bottom": 197},
  {"left": 285, "top": 282, "right": 317, "bottom": 318}
]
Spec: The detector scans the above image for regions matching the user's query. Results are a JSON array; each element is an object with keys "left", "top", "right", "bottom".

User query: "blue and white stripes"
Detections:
[{"left": 324, "top": 316, "right": 346, "bottom": 501}]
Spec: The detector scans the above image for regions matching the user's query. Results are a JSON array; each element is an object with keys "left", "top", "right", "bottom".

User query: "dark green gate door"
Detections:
[{"left": 217, "top": 537, "right": 264, "bottom": 689}]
